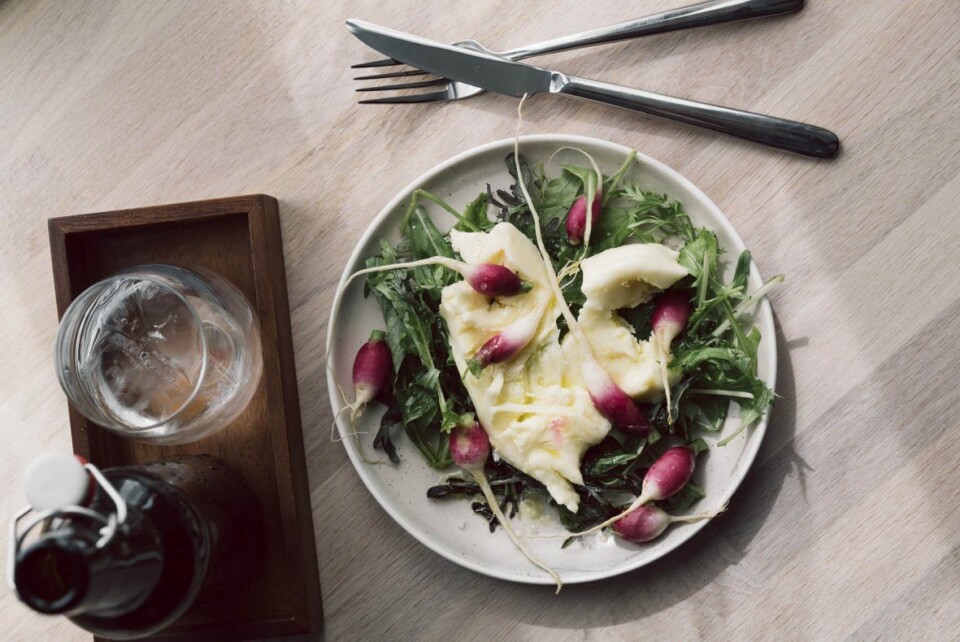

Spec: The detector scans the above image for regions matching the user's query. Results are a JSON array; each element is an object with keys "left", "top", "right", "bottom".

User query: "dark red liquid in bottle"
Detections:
[{"left": 14, "top": 456, "right": 261, "bottom": 640}]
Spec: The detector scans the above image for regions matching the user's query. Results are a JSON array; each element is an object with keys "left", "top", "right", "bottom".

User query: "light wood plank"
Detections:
[{"left": 1, "top": 1, "right": 958, "bottom": 640}]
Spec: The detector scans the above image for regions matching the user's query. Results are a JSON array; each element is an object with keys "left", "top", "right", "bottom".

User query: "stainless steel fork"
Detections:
[{"left": 353, "top": 0, "right": 804, "bottom": 104}]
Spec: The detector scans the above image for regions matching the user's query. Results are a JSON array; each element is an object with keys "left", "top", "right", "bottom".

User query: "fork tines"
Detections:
[
  {"left": 351, "top": 53, "right": 459, "bottom": 104},
  {"left": 350, "top": 57, "right": 400, "bottom": 68},
  {"left": 357, "top": 89, "right": 455, "bottom": 105},
  {"left": 352, "top": 57, "right": 453, "bottom": 104},
  {"left": 354, "top": 68, "right": 429, "bottom": 81},
  {"left": 355, "top": 78, "right": 447, "bottom": 93}
]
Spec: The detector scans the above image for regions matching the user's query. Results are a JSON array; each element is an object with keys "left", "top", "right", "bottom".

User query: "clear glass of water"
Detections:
[{"left": 55, "top": 265, "right": 263, "bottom": 445}]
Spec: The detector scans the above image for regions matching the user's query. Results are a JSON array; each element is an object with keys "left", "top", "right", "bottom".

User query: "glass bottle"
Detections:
[{"left": 10, "top": 453, "right": 262, "bottom": 640}]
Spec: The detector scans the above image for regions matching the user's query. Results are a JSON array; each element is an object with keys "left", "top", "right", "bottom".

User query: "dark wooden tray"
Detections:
[{"left": 48, "top": 195, "right": 322, "bottom": 641}]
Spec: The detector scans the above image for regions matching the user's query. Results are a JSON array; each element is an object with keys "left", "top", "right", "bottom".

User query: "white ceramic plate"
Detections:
[{"left": 326, "top": 135, "right": 776, "bottom": 586}]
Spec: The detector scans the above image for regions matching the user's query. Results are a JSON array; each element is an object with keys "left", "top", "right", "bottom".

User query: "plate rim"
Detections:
[{"left": 326, "top": 133, "right": 777, "bottom": 585}]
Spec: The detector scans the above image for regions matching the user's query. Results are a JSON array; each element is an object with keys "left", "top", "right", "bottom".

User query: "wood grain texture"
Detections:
[{"left": 1, "top": 0, "right": 958, "bottom": 640}]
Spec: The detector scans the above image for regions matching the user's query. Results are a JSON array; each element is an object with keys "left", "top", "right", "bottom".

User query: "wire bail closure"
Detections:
[{"left": 7, "top": 462, "right": 128, "bottom": 594}]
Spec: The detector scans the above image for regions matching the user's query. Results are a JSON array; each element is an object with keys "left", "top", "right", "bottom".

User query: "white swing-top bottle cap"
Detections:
[{"left": 24, "top": 452, "right": 91, "bottom": 511}]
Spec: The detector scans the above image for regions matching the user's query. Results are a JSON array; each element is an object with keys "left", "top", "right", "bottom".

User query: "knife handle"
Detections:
[
  {"left": 556, "top": 75, "right": 839, "bottom": 158},
  {"left": 505, "top": 0, "right": 805, "bottom": 60}
]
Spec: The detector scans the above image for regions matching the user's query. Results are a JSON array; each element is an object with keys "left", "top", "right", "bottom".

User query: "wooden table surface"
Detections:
[{"left": 2, "top": 1, "right": 959, "bottom": 640}]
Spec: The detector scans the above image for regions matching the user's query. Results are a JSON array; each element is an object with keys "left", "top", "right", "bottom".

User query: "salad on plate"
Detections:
[{"left": 334, "top": 145, "right": 780, "bottom": 590}]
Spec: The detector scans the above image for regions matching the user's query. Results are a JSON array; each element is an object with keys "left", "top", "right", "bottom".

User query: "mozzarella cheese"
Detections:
[
  {"left": 563, "top": 306, "right": 682, "bottom": 400},
  {"left": 580, "top": 243, "right": 689, "bottom": 311},
  {"left": 440, "top": 224, "right": 609, "bottom": 511},
  {"left": 439, "top": 224, "right": 688, "bottom": 511},
  {"left": 574, "top": 243, "right": 688, "bottom": 398}
]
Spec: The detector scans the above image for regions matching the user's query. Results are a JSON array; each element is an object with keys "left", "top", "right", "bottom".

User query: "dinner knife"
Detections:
[{"left": 346, "top": 19, "right": 839, "bottom": 158}]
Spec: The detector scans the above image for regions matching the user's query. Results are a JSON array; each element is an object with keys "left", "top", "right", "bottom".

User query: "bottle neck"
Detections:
[{"left": 15, "top": 513, "right": 163, "bottom": 618}]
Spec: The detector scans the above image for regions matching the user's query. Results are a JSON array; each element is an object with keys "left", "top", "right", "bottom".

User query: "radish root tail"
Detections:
[
  {"left": 556, "top": 257, "right": 583, "bottom": 285},
  {"left": 343, "top": 256, "right": 464, "bottom": 291},
  {"left": 332, "top": 383, "right": 389, "bottom": 466},
  {"left": 655, "top": 335, "right": 674, "bottom": 424},
  {"left": 473, "top": 470, "right": 563, "bottom": 593},
  {"left": 671, "top": 502, "right": 729, "bottom": 524}
]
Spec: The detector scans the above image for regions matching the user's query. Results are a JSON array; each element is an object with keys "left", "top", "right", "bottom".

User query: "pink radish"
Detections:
[
  {"left": 331, "top": 330, "right": 394, "bottom": 465},
  {"left": 653, "top": 290, "right": 691, "bottom": 346},
  {"left": 510, "top": 114, "right": 649, "bottom": 435},
  {"left": 450, "top": 421, "right": 490, "bottom": 470},
  {"left": 574, "top": 446, "right": 697, "bottom": 537},
  {"left": 467, "top": 310, "right": 541, "bottom": 371},
  {"left": 344, "top": 257, "right": 531, "bottom": 297},
  {"left": 652, "top": 290, "right": 691, "bottom": 423},
  {"left": 578, "top": 355, "right": 649, "bottom": 435},
  {"left": 450, "top": 421, "right": 563, "bottom": 592},
  {"left": 581, "top": 358, "right": 651, "bottom": 436},
  {"left": 348, "top": 330, "right": 392, "bottom": 423},
  {"left": 613, "top": 503, "right": 726, "bottom": 543},
  {"left": 468, "top": 263, "right": 531, "bottom": 296},
  {"left": 565, "top": 190, "right": 602, "bottom": 246}
]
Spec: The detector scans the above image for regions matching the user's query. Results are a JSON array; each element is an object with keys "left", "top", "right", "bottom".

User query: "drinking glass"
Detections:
[{"left": 55, "top": 265, "right": 263, "bottom": 444}]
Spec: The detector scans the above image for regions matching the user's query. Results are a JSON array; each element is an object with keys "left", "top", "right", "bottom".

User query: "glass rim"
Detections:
[{"left": 68, "top": 268, "right": 209, "bottom": 433}]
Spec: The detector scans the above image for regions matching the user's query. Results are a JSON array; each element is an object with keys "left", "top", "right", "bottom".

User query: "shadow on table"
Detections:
[{"left": 496, "top": 312, "right": 803, "bottom": 628}]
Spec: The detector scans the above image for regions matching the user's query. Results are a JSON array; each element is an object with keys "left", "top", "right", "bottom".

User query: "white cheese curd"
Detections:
[
  {"left": 580, "top": 243, "right": 688, "bottom": 311},
  {"left": 573, "top": 243, "right": 688, "bottom": 399},
  {"left": 440, "top": 223, "right": 610, "bottom": 512},
  {"left": 561, "top": 306, "right": 680, "bottom": 400}
]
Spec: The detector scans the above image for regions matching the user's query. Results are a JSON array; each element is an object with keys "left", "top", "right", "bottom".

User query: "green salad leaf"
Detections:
[{"left": 457, "top": 192, "right": 495, "bottom": 233}]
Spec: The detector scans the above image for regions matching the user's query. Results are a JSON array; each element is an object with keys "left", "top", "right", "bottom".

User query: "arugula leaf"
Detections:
[
  {"left": 616, "top": 300, "right": 656, "bottom": 340},
  {"left": 602, "top": 151, "right": 637, "bottom": 203},
  {"left": 587, "top": 451, "right": 639, "bottom": 476},
  {"left": 660, "top": 483, "right": 706, "bottom": 512},
  {"left": 537, "top": 171, "right": 582, "bottom": 224},
  {"left": 591, "top": 187, "right": 694, "bottom": 252},
  {"left": 364, "top": 234, "right": 459, "bottom": 467},
  {"left": 717, "top": 379, "right": 775, "bottom": 446},
  {"left": 457, "top": 192, "right": 495, "bottom": 232},
  {"left": 439, "top": 397, "right": 472, "bottom": 433},
  {"left": 406, "top": 205, "right": 454, "bottom": 259},
  {"left": 589, "top": 205, "right": 634, "bottom": 251},
  {"left": 560, "top": 271, "right": 586, "bottom": 308},
  {"left": 674, "top": 345, "right": 753, "bottom": 375},
  {"left": 559, "top": 164, "right": 597, "bottom": 197},
  {"left": 732, "top": 250, "right": 752, "bottom": 292},
  {"left": 557, "top": 490, "right": 617, "bottom": 532},
  {"left": 686, "top": 395, "right": 731, "bottom": 433},
  {"left": 679, "top": 229, "right": 720, "bottom": 312}
]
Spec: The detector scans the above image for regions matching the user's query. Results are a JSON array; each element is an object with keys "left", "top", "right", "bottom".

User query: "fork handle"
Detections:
[
  {"left": 505, "top": 0, "right": 804, "bottom": 60},
  {"left": 556, "top": 75, "right": 838, "bottom": 157}
]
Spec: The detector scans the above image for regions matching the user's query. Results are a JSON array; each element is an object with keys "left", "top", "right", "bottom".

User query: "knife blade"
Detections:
[
  {"left": 345, "top": 19, "right": 839, "bottom": 157},
  {"left": 346, "top": 19, "right": 557, "bottom": 98}
]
